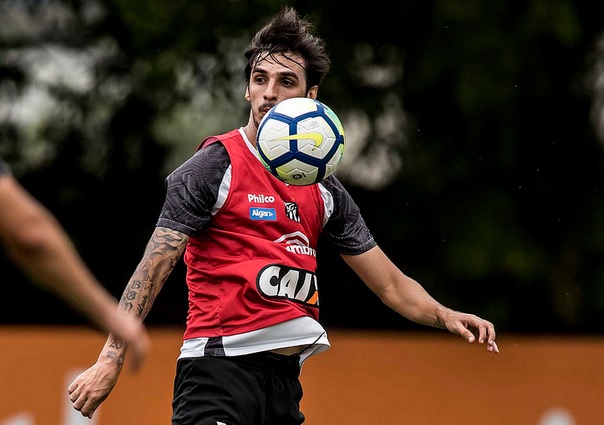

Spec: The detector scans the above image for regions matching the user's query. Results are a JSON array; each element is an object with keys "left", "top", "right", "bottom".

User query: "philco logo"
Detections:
[
  {"left": 250, "top": 207, "right": 276, "bottom": 220},
  {"left": 257, "top": 264, "right": 319, "bottom": 307},
  {"left": 248, "top": 193, "right": 275, "bottom": 204}
]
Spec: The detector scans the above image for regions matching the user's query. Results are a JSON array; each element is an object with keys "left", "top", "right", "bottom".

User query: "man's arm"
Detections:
[
  {"left": 0, "top": 173, "right": 150, "bottom": 367},
  {"left": 342, "top": 245, "right": 499, "bottom": 353},
  {"left": 68, "top": 226, "right": 190, "bottom": 419}
]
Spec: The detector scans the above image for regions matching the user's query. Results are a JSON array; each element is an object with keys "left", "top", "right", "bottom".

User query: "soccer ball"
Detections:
[{"left": 256, "top": 97, "right": 345, "bottom": 186}]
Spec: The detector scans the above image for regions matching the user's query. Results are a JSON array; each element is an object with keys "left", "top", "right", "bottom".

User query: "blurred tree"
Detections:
[{"left": 2, "top": 0, "right": 604, "bottom": 334}]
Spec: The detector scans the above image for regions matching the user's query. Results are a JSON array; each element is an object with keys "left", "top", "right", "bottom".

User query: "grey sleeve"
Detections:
[
  {"left": 156, "top": 142, "right": 229, "bottom": 236},
  {"left": 320, "top": 175, "right": 377, "bottom": 255}
]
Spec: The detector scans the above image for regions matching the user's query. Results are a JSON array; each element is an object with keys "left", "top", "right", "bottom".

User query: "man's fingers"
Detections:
[
  {"left": 71, "top": 395, "right": 97, "bottom": 419},
  {"left": 488, "top": 340, "right": 500, "bottom": 353}
]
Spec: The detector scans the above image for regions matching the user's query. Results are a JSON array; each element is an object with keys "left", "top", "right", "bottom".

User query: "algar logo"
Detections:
[{"left": 249, "top": 207, "right": 276, "bottom": 220}]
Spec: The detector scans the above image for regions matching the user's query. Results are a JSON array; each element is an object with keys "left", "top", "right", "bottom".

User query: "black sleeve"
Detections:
[
  {"left": 320, "top": 175, "right": 377, "bottom": 255},
  {"left": 156, "top": 142, "right": 230, "bottom": 236}
]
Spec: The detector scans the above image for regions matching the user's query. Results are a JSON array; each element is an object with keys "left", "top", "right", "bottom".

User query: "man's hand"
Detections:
[
  {"left": 444, "top": 310, "right": 500, "bottom": 353},
  {"left": 67, "top": 362, "right": 121, "bottom": 419}
]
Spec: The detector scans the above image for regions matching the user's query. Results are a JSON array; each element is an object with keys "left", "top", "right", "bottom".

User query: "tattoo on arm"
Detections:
[
  {"left": 117, "top": 227, "right": 188, "bottom": 319},
  {"left": 103, "top": 226, "right": 189, "bottom": 362},
  {"left": 106, "top": 228, "right": 188, "bottom": 363},
  {"left": 105, "top": 349, "right": 125, "bottom": 368}
]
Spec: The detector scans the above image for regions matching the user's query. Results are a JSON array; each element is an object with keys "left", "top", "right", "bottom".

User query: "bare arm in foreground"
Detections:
[{"left": 0, "top": 172, "right": 150, "bottom": 369}]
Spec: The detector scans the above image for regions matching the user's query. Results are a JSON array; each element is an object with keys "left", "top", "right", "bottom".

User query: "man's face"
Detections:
[{"left": 246, "top": 52, "right": 318, "bottom": 129}]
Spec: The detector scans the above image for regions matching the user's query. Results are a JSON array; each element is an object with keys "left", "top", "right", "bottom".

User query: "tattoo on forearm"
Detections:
[
  {"left": 117, "top": 227, "right": 188, "bottom": 322},
  {"left": 109, "top": 336, "right": 124, "bottom": 350},
  {"left": 105, "top": 349, "right": 124, "bottom": 367},
  {"left": 137, "top": 294, "right": 149, "bottom": 317},
  {"left": 106, "top": 228, "right": 186, "bottom": 358}
]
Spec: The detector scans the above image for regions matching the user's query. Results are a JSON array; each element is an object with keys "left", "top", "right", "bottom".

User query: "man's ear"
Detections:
[
  {"left": 307, "top": 86, "right": 318, "bottom": 99},
  {"left": 245, "top": 85, "right": 250, "bottom": 101}
]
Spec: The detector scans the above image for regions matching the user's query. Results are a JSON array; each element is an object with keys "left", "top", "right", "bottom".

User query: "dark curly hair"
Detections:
[{"left": 244, "top": 6, "right": 331, "bottom": 91}]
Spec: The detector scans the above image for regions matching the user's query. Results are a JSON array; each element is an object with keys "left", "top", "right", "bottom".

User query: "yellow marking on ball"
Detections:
[{"left": 273, "top": 132, "right": 324, "bottom": 149}]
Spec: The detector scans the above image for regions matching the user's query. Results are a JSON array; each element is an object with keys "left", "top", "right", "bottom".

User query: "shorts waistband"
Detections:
[{"left": 233, "top": 351, "right": 301, "bottom": 377}]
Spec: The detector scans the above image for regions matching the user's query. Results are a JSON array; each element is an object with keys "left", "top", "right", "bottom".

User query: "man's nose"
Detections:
[{"left": 263, "top": 81, "right": 278, "bottom": 100}]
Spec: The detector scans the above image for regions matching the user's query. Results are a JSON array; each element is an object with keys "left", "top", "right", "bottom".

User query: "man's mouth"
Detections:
[{"left": 260, "top": 104, "right": 275, "bottom": 114}]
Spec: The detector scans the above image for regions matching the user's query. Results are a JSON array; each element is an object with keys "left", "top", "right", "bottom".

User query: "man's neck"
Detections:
[{"left": 242, "top": 124, "right": 258, "bottom": 147}]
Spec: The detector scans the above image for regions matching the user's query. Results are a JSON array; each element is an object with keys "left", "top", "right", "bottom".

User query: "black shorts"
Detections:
[{"left": 171, "top": 352, "right": 305, "bottom": 425}]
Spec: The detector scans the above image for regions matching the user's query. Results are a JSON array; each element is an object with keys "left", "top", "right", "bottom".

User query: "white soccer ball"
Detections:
[{"left": 256, "top": 97, "right": 345, "bottom": 186}]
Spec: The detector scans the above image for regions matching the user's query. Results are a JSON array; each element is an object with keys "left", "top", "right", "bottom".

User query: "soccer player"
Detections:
[
  {"left": 68, "top": 6, "right": 499, "bottom": 423},
  {"left": 0, "top": 156, "right": 149, "bottom": 371}
]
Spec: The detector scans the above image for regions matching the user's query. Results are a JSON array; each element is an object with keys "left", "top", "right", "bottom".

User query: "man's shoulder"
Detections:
[{"left": 197, "top": 129, "right": 241, "bottom": 151}]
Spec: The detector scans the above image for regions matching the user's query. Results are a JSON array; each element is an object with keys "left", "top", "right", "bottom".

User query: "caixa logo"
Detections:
[{"left": 257, "top": 264, "right": 319, "bottom": 307}]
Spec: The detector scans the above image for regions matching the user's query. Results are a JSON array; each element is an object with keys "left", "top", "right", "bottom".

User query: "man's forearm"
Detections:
[{"left": 97, "top": 227, "right": 189, "bottom": 367}]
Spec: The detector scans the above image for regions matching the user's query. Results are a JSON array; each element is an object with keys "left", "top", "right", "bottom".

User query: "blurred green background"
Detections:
[{"left": 2, "top": 0, "right": 604, "bottom": 334}]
